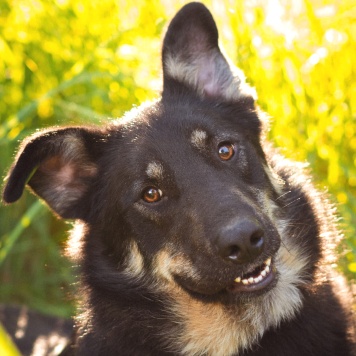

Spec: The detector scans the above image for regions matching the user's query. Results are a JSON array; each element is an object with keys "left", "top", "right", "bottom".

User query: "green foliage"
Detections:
[{"left": 1, "top": 0, "right": 355, "bottom": 318}]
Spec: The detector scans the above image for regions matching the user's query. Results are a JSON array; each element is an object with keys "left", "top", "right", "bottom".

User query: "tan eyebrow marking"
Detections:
[
  {"left": 191, "top": 129, "right": 208, "bottom": 149},
  {"left": 146, "top": 161, "right": 164, "bottom": 180}
]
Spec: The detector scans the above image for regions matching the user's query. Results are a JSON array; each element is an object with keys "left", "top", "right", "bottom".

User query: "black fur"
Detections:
[{"left": 3, "top": 3, "right": 355, "bottom": 355}]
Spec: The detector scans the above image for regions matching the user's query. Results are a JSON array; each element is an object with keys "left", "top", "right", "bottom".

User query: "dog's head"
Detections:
[{"left": 3, "top": 3, "right": 314, "bottom": 352}]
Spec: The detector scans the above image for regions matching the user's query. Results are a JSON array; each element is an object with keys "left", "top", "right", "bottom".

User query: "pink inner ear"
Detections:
[
  {"left": 198, "top": 56, "right": 219, "bottom": 97},
  {"left": 30, "top": 154, "right": 98, "bottom": 217},
  {"left": 199, "top": 70, "right": 220, "bottom": 98},
  {"left": 40, "top": 156, "right": 97, "bottom": 185},
  {"left": 41, "top": 156, "right": 76, "bottom": 185}
]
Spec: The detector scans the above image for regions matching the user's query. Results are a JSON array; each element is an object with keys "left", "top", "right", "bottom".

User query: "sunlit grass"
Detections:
[{"left": 0, "top": 0, "right": 355, "bottom": 322}]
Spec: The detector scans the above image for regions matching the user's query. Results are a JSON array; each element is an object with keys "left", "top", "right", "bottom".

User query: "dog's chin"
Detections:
[{"left": 174, "top": 259, "right": 279, "bottom": 304}]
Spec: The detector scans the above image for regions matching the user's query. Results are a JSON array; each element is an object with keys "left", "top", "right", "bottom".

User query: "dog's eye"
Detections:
[
  {"left": 142, "top": 187, "right": 163, "bottom": 203},
  {"left": 218, "top": 142, "right": 235, "bottom": 161}
]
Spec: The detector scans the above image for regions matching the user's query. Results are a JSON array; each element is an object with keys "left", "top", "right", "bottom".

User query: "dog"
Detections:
[{"left": 3, "top": 2, "right": 355, "bottom": 355}]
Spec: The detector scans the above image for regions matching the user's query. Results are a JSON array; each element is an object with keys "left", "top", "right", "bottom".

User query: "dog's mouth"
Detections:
[
  {"left": 227, "top": 257, "right": 276, "bottom": 293},
  {"left": 172, "top": 255, "right": 278, "bottom": 301}
]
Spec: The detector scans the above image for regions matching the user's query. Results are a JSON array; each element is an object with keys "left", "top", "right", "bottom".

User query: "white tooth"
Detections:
[
  {"left": 261, "top": 270, "right": 267, "bottom": 277},
  {"left": 248, "top": 277, "right": 254, "bottom": 284},
  {"left": 242, "top": 279, "right": 249, "bottom": 285},
  {"left": 265, "top": 257, "right": 271, "bottom": 266},
  {"left": 257, "top": 276, "right": 263, "bottom": 282},
  {"left": 254, "top": 277, "right": 260, "bottom": 283},
  {"left": 266, "top": 265, "right": 270, "bottom": 273},
  {"left": 235, "top": 277, "right": 241, "bottom": 283}
]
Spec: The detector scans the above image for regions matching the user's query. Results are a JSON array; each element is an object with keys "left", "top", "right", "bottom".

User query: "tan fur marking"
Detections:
[
  {"left": 146, "top": 162, "right": 164, "bottom": 180},
  {"left": 124, "top": 241, "right": 144, "bottom": 277},
  {"left": 66, "top": 221, "right": 86, "bottom": 262},
  {"left": 154, "top": 248, "right": 199, "bottom": 283},
  {"left": 154, "top": 250, "right": 256, "bottom": 355},
  {"left": 263, "top": 164, "right": 284, "bottom": 196},
  {"left": 191, "top": 129, "right": 207, "bottom": 149},
  {"left": 173, "top": 298, "right": 249, "bottom": 356}
]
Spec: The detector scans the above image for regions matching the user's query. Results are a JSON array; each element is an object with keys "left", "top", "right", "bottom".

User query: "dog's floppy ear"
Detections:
[
  {"left": 3, "top": 127, "right": 105, "bottom": 219},
  {"left": 162, "top": 2, "right": 255, "bottom": 102}
]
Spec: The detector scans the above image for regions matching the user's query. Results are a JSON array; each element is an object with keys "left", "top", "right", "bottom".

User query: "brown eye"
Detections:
[
  {"left": 142, "top": 187, "right": 163, "bottom": 203},
  {"left": 218, "top": 142, "right": 235, "bottom": 161}
]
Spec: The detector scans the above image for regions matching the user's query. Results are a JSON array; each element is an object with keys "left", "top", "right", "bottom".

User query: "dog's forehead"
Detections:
[
  {"left": 120, "top": 102, "right": 213, "bottom": 143},
  {"left": 113, "top": 100, "right": 246, "bottom": 178},
  {"left": 143, "top": 128, "right": 208, "bottom": 180},
  {"left": 117, "top": 98, "right": 241, "bottom": 144}
]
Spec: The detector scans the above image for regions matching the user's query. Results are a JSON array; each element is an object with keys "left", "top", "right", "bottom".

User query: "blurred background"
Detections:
[{"left": 0, "top": 0, "right": 355, "bottom": 319}]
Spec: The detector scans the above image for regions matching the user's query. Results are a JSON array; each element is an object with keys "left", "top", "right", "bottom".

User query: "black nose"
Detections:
[{"left": 217, "top": 218, "right": 265, "bottom": 264}]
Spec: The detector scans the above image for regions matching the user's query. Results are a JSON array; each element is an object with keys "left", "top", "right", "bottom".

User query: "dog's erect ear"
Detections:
[
  {"left": 3, "top": 127, "right": 105, "bottom": 219},
  {"left": 162, "top": 2, "right": 255, "bottom": 101}
]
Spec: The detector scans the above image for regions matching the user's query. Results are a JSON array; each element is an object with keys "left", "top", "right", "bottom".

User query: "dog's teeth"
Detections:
[{"left": 236, "top": 259, "right": 273, "bottom": 287}]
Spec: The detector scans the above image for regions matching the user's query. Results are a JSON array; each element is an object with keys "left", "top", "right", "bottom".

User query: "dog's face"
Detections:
[
  {"left": 3, "top": 3, "right": 312, "bottom": 353},
  {"left": 103, "top": 97, "right": 282, "bottom": 303}
]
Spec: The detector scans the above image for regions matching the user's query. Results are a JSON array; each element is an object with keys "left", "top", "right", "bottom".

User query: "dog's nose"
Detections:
[{"left": 217, "top": 218, "right": 265, "bottom": 264}]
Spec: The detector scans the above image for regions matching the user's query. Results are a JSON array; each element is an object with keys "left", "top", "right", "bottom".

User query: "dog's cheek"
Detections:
[
  {"left": 123, "top": 240, "right": 145, "bottom": 278},
  {"left": 152, "top": 248, "right": 199, "bottom": 286}
]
